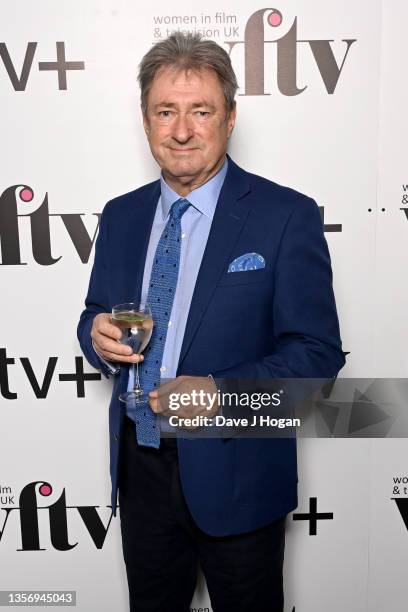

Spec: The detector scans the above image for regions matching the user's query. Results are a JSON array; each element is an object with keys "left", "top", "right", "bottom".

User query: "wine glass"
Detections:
[{"left": 111, "top": 302, "right": 153, "bottom": 404}]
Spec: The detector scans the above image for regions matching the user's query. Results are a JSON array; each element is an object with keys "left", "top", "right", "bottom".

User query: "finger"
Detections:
[
  {"left": 99, "top": 320, "right": 122, "bottom": 341},
  {"left": 98, "top": 321, "right": 123, "bottom": 340},
  {"left": 94, "top": 322, "right": 122, "bottom": 342},
  {"left": 96, "top": 336, "right": 133, "bottom": 356},
  {"left": 155, "top": 377, "right": 181, "bottom": 398},
  {"left": 94, "top": 338, "right": 144, "bottom": 360},
  {"left": 92, "top": 314, "right": 121, "bottom": 340},
  {"left": 98, "top": 351, "right": 144, "bottom": 364},
  {"left": 151, "top": 396, "right": 169, "bottom": 414},
  {"left": 149, "top": 396, "right": 160, "bottom": 413}
]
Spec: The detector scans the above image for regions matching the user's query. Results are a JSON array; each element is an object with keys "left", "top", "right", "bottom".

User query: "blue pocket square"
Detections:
[{"left": 228, "top": 253, "right": 265, "bottom": 272}]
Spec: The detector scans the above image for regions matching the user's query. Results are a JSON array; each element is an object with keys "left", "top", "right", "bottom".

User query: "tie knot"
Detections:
[{"left": 170, "top": 198, "right": 190, "bottom": 221}]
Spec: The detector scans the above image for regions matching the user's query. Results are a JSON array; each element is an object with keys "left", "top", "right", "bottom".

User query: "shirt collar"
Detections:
[{"left": 159, "top": 157, "right": 228, "bottom": 221}]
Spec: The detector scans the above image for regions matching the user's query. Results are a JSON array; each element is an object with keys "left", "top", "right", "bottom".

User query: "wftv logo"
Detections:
[
  {"left": 0, "top": 13, "right": 356, "bottom": 95},
  {"left": 0, "top": 482, "right": 113, "bottom": 551},
  {"left": 228, "top": 8, "right": 356, "bottom": 96},
  {"left": 0, "top": 185, "right": 100, "bottom": 265},
  {"left": 0, "top": 186, "right": 340, "bottom": 267},
  {"left": 0, "top": 42, "right": 84, "bottom": 91}
]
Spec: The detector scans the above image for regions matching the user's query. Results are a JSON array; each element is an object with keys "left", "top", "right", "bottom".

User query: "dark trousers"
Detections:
[{"left": 118, "top": 416, "right": 286, "bottom": 612}]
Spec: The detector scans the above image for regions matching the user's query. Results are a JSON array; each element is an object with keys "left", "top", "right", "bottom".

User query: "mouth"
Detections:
[{"left": 168, "top": 147, "right": 198, "bottom": 153}]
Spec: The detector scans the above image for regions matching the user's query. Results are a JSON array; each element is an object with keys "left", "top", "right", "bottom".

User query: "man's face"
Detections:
[{"left": 143, "top": 66, "right": 236, "bottom": 191}]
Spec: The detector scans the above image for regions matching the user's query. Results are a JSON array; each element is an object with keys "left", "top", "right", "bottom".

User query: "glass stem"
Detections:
[{"left": 133, "top": 359, "right": 142, "bottom": 395}]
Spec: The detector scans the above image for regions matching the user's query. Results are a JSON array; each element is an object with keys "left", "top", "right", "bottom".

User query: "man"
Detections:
[{"left": 78, "top": 32, "right": 345, "bottom": 612}]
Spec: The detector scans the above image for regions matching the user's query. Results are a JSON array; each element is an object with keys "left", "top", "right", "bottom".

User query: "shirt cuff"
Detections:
[{"left": 92, "top": 340, "right": 120, "bottom": 375}]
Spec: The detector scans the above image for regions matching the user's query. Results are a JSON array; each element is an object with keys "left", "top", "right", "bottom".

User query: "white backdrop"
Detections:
[{"left": 1, "top": 1, "right": 407, "bottom": 611}]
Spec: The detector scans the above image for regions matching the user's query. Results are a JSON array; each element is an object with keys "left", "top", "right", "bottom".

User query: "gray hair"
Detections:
[{"left": 138, "top": 31, "right": 238, "bottom": 114}]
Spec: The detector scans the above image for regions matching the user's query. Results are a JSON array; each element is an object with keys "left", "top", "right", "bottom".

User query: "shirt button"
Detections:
[
  {"left": 160, "top": 366, "right": 167, "bottom": 373},
  {"left": 168, "top": 321, "right": 172, "bottom": 327},
  {"left": 181, "top": 233, "right": 186, "bottom": 239}
]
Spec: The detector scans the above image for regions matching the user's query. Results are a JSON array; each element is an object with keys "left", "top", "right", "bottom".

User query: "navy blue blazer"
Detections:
[{"left": 77, "top": 156, "right": 345, "bottom": 536}]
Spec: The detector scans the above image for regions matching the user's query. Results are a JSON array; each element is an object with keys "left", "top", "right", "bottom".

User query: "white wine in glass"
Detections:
[{"left": 111, "top": 302, "right": 153, "bottom": 404}]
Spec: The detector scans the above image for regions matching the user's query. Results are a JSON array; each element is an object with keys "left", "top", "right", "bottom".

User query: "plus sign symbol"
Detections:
[
  {"left": 293, "top": 497, "right": 333, "bottom": 535},
  {"left": 38, "top": 42, "right": 84, "bottom": 90},
  {"left": 58, "top": 357, "right": 101, "bottom": 397}
]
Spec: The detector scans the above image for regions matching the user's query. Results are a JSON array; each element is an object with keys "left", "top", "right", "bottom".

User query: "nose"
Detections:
[{"left": 172, "top": 113, "right": 193, "bottom": 143}]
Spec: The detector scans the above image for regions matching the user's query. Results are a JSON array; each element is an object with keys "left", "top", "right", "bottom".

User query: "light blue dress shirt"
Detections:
[{"left": 96, "top": 158, "right": 228, "bottom": 385}]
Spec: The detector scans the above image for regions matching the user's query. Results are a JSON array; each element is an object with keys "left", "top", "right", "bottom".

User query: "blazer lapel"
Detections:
[
  {"left": 177, "top": 158, "right": 251, "bottom": 369},
  {"left": 121, "top": 181, "right": 160, "bottom": 304},
  {"left": 117, "top": 180, "right": 160, "bottom": 382}
]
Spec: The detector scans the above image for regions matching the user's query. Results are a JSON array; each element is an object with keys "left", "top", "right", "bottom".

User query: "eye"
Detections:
[
  {"left": 196, "top": 111, "right": 210, "bottom": 118},
  {"left": 158, "top": 110, "right": 172, "bottom": 118}
]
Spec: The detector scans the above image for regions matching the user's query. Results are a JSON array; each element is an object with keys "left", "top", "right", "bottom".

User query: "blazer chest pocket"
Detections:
[{"left": 217, "top": 268, "right": 268, "bottom": 287}]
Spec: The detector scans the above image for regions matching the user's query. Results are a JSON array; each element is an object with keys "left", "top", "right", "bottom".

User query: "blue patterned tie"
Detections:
[{"left": 126, "top": 197, "right": 190, "bottom": 448}]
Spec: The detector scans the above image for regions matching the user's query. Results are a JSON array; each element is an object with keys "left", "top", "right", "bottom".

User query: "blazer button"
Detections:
[{"left": 113, "top": 433, "right": 118, "bottom": 442}]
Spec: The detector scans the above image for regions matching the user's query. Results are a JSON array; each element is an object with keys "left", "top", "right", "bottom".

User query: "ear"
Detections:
[
  {"left": 226, "top": 103, "right": 237, "bottom": 138},
  {"left": 142, "top": 105, "right": 150, "bottom": 136}
]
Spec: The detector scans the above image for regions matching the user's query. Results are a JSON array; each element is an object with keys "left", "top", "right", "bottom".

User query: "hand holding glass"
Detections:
[{"left": 111, "top": 302, "right": 153, "bottom": 404}]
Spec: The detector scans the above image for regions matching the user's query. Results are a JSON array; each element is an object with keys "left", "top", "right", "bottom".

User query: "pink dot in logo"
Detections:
[
  {"left": 267, "top": 10, "right": 282, "bottom": 27},
  {"left": 20, "top": 187, "right": 34, "bottom": 202},
  {"left": 39, "top": 484, "right": 52, "bottom": 497}
]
